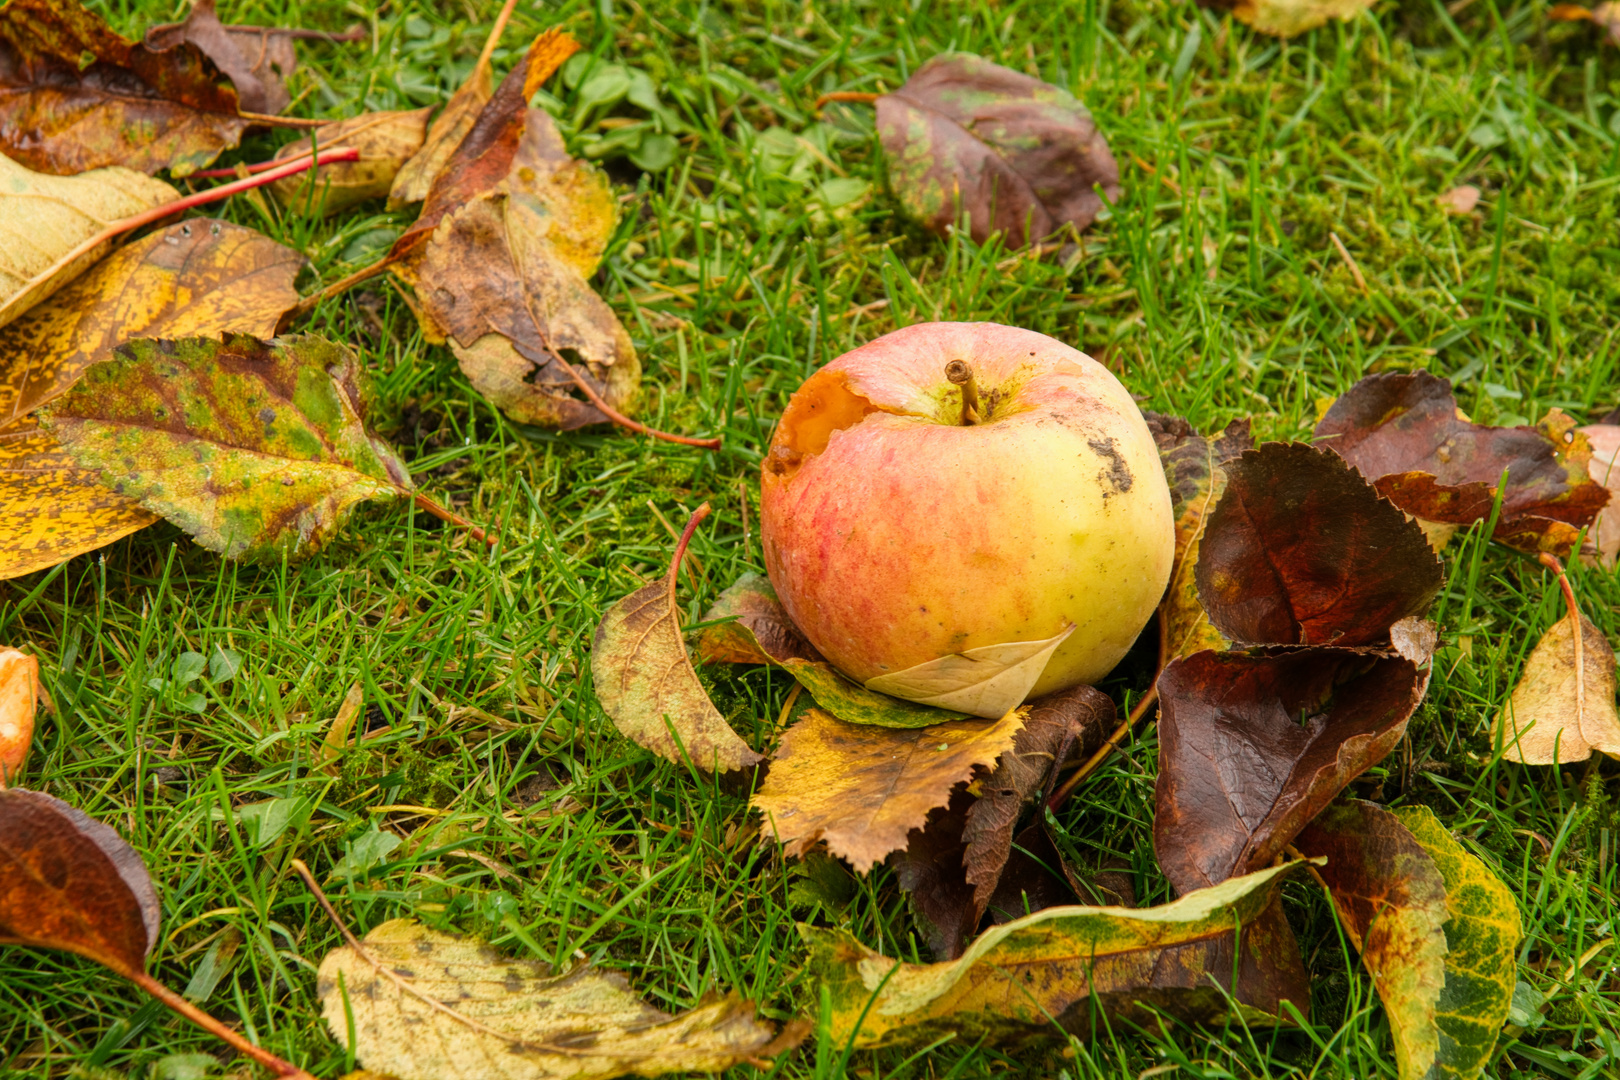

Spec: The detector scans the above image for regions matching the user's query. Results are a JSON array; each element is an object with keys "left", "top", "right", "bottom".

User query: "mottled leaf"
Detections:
[
  {"left": 877, "top": 53, "right": 1120, "bottom": 248},
  {"left": 805, "top": 860, "right": 1309, "bottom": 1049},
  {"left": 1582, "top": 424, "right": 1619, "bottom": 567},
  {"left": 752, "top": 706, "right": 1024, "bottom": 873},
  {"left": 1200, "top": 0, "right": 1375, "bottom": 36},
  {"left": 779, "top": 658, "right": 967, "bottom": 728},
  {"left": 0, "top": 0, "right": 253, "bottom": 175},
  {"left": 1295, "top": 800, "right": 1450, "bottom": 1080},
  {"left": 40, "top": 335, "right": 411, "bottom": 560},
  {"left": 865, "top": 624, "right": 1075, "bottom": 719},
  {"left": 692, "top": 571, "right": 821, "bottom": 666},
  {"left": 1314, "top": 371, "right": 1611, "bottom": 555},
  {"left": 268, "top": 109, "right": 432, "bottom": 217},
  {"left": 590, "top": 505, "right": 764, "bottom": 773},
  {"left": 318, "top": 918, "right": 803, "bottom": 1080},
  {"left": 0, "top": 648, "right": 44, "bottom": 783},
  {"left": 1394, "top": 806, "right": 1523, "bottom": 1080},
  {"left": 0, "top": 787, "right": 160, "bottom": 978},
  {"left": 1494, "top": 610, "right": 1619, "bottom": 764},
  {"left": 1196, "top": 443, "right": 1443, "bottom": 648}
]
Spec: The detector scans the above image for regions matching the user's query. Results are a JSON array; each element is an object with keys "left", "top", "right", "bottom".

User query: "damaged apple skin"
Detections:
[{"left": 760, "top": 322, "right": 1173, "bottom": 701}]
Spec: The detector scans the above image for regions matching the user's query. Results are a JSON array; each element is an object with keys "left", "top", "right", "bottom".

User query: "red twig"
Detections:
[
  {"left": 188, "top": 145, "right": 357, "bottom": 179},
  {"left": 127, "top": 970, "right": 316, "bottom": 1079},
  {"left": 412, "top": 491, "right": 497, "bottom": 548}
]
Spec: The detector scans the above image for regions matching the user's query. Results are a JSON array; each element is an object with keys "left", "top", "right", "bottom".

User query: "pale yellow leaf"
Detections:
[
  {"left": 1496, "top": 612, "right": 1620, "bottom": 764},
  {"left": 864, "top": 624, "right": 1074, "bottom": 719}
]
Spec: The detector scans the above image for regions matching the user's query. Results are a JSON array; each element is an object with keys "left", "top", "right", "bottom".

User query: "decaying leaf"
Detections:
[
  {"left": 1394, "top": 806, "right": 1522, "bottom": 1080},
  {"left": 0, "top": 787, "right": 159, "bottom": 977},
  {"left": 1200, "top": 0, "right": 1375, "bottom": 37},
  {"left": 780, "top": 658, "right": 969, "bottom": 729},
  {"left": 889, "top": 791, "right": 980, "bottom": 960},
  {"left": 752, "top": 706, "right": 1024, "bottom": 873},
  {"left": 805, "top": 860, "right": 1309, "bottom": 1048},
  {"left": 317, "top": 918, "right": 799, "bottom": 1080},
  {"left": 1294, "top": 800, "right": 1450, "bottom": 1080},
  {"left": 268, "top": 109, "right": 433, "bottom": 217},
  {"left": 591, "top": 505, "right": 764, "bottom": 773},
  {"left": 876, "top": 53, "right": 1120, "bottom": 249},
  {"left": 0, "top": 648, "right": 46, "bottom": 783},
  {"left": 1195, "top": 443, "right": 1443, "bottom": 648},
  {"left": 692, "top": 572, "right": 821, "bottom": 666},
  {"left": 40, "top": 335, "right": 412, "bottom": 560},
  {"left": 0, "top": 0, "right": 254, "bottom": 176},
  {"left": 1582, "top": 423, "right": 1619, "bottom": 567},
  {"left": 865, "top": 624, "right": 1075, "bottom": 719},
  {"left": 1495, "top": 609, "right": 1620, "bottom": 764},
  {"left": 1314, "top": 371, "right": 1612, "bottom": 555},
  {"left": 0, "top": 154, "right": 178, "bottom": 331}
]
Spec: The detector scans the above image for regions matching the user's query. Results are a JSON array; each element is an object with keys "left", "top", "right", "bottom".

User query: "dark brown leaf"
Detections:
[
  {"left": 982, "top": 822, "right": 1081, "bottom": 924},
  {"left": 876, "top": 53, "right": 1120, "bottom": 249},
  {"left": 0, "top": 787, "right": 159, "bottom": 977},
  {"left": 1196, "top": 442, "right": 1443, "bottom": 648},
  {"left": 1314, "top": 371, "right": 1612, "bottom": 555},
  {"left": 692, "top": 572, "right": 822, "bottom": 666},
  {"left": 888, "top": 790, "right": 978, "bottom": 960}
]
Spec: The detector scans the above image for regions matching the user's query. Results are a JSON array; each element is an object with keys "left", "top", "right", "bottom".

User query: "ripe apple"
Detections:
[{"left": 759, "top": 321, "right": 1173, "bottom": 717}]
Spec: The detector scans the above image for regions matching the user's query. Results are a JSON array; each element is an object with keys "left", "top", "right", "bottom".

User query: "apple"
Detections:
[{"left": 759, "top": 321, "right": 1173, "bottom": 717}]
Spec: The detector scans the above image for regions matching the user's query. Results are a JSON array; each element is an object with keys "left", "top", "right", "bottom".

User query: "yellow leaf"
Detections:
[
  {"left": 864, "top": 624, "right": 1074, "bottom": 718},
  {"left": 1223, "top": 0, "right": 1376, "bottom": 37},
  {"left": 1496, "top": 610, "right": 1620, "bottom": 763}
]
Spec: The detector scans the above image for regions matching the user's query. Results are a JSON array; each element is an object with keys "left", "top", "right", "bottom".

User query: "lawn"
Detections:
[{"left": 3, "top": 0, "right": 1619, "bottom": 1077}]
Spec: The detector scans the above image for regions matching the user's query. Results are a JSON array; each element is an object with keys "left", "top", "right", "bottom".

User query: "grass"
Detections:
[{"left": 3, "top": 0, "right": 1619, "bottom": 1076}]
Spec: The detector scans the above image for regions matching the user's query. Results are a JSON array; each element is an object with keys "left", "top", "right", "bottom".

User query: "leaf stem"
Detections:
[
  {"left": 474, "top": 0, "right": 521, "bottom": 74},
  {"left": 411, "top": 491, "right": 497, "bottom": 547},
  {"left": 285, "top": 256, "right": 396, "bottom": 322},
  {"left": 1045, "top": 683, "right": 1159, "bottom": 812},
  {"left": 1538, "top": 551, "right": 1586, "bottom": 737},
  {"left": 667, "top": 504, "right": 713, "bottom": 610},
  {"left": 126, "top": 969, "right": 316, "bottom": 1079},
  {"left": 814, "top": 91, "right": 881, "bottom": 109},
  {"left": 536, "top": 328, "right": 722, "bottom": 449}
]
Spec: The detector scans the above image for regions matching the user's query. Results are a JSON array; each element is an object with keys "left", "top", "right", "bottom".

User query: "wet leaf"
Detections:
[
  {"left": 1154, "top": 648, "right": 1433, "bottom": 895},
  {"left": 865, "top": 624, "right": 1075, "bottom": 719},
  {"left": 1582, "top": 424, "right": 1619, "bottom": 567},
  {"left": 40, "top": 335, "right": 413, "bottom": 560},
  {"left": 0, "top": 648, "right": 45, "bottom": 783},
  {"left": 692, "top": 571, "right": 821, "bottom": 666},
  {"left": 317, "top": 918, "right": 803, "bottom": 1079},
  {"left": 1393, "top": 805, "right": 1523, "bottom": 1080},
  {"left": 0, "top": 786, "right": 160, "bottom": 977},
  {"left": 1295, "top": 800, "right": 1450, "bottom": 1080},
  {"left": 1200, "top": 0, "right": 1375, "bottom": 37},
  {"left": 780, "top": 657, "right": 969, "bottom": 728},
  {"left": 752, "top": 706, "right": 1024, "bottom": 873},
  {"left": 0, "top": 155, "right": 178, "bottom": 331},
  {"left": 1314, "top": 371, "right": 1612, "bottom": 555},
  {"left": 590, "top": 505, "right": 764, "bottom": 773},
  {"left": 805, "top": 860, "right": 1309, "bottom": 1048},
  {"left": 877, "top": 53, "right": 1120, "bottom": 249},
  {"left": 143, "top": 0, "right": 347, "bottom": 114},
  {"left": 1494, "top": 610, "right": 1619, "bottom": 764},
  {"left": 268, "top": 110, "right": 433, "bottom": 217},
  {"left": 1196, "top": 443, "right": 1443, "bottom": 648},
  {"left": 0, "top": 0, "right": 253, "bottom": 176}
]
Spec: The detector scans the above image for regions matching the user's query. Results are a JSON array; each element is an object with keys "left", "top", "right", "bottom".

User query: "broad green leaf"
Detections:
[
  {"left": 1395, "top": 806, "right": 1523, "bottom": 1080},
  {"left": 806, "top": 860, "right": 1311, "bottom": 1048},
  {"left": 865, "top": 624, "right": 1074, "bottom": 719}
]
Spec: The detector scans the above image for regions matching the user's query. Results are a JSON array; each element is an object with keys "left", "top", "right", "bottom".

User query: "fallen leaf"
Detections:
[
  {"left": 876, "top": 53, "right": 1120, "bottom": 249},
  {"left": 752, "top": 706, "right": 1024, "bottom": 873},
  {"left": 591, "top": 504, "right": 764, "bottom": 773},
  {"left": 317, "top": 918, "right": 801, "bottom": 1080},
  {"left": 1393, "top": 806, "right": 1523, "bottom": 1080},
  {"left": 0, "top": 648, "right": 46, "bottom": 783},
  {"left": 320, "top": 682, "right": 365, "bottom": 772},
  {"left": 268, "top": 109, "right": 433, "bottom": 217},
  {"left": 1195, "top": 443, "right": 1443, "bottom": 648},
  {"left": 40, "top": 334, "right": 414, "bottom": 560},
  {"left": 143, "top": 0, "right": 325, "bottom": 114},
  {"left": 1495, "top": 608, "right": 1619, "bottom": 764},
  {"left": 0, "top": 154, "right": 178, "bottom": 331},
  {"left": 780, "top": 657, "right": 968, "bottom": 728},
  {"left": 805, "top": 860, "right": 1309, "bottom": 1048},
  {"left": 0, "top": 786, "right": 159, "bottom": 977},
  {"left": 1154, "top": 648, "right": 1432, "bottom": 894},
  {"left": 865, "top": 624, "right": 1075, "bottom": 719},
  {"left": 0, "top": 0, "right": 255, "bottom": 175},
  {"left": 1581, "top": 424, "right": 1619, "bottom": 567},
  {"left": 1294, "top": 800, "right": 1450, "bottom": 1080},
  {"left": 1314, "top": 371, "right": 1612, "bottom": 556},
  {"left": 1550, "top": 2, "right": 1620, "bottom": 45},
  {"left": 692, "top": 571, "right": 822, "bottom": 666},
  {"left": 1200, "top": 0, "right": 1375, "bottom": 37},
  {"left": 1437, "top": 185, "right": 1480, "bottom": 215},
  {"left": 889, "top": 791, "right": 980, "bottom": 960}
]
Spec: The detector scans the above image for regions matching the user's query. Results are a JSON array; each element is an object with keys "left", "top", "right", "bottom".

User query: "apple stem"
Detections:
[{"left": 945, "top": 360, "right": 981, "bottom": 425}]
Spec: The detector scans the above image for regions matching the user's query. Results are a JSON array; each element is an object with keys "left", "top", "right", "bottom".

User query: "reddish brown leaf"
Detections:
[
  {"left": 1196, "top": 442, "right": 1443, "bottom": 648},
  {"left": 1314, "top": 371, "right": 1611, "bottom": 555},
  {"left": 888, "top": 790, "right": 978, "bottom": 961},
  {"left": 692, "top": 572, "right": 822, "bottom": 666},
  {"left": 876, "top": 53, "right": 1120, "bottom": 249},
  {"left": 0, "top": 648, "right": 45, "bottom": 783},
  {"left": 982, "top": 822, "right": 1081, "bottom": 923}
]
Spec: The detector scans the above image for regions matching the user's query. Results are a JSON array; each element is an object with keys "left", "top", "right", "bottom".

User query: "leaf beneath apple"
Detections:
[{"left": 865, "top": 624, "right": 1075, "bottom": 719}]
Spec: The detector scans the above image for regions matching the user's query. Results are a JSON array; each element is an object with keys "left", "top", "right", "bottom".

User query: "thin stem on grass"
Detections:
[
  {"left": 126, "top": 970, "right": 316, "bottom": 1079},
  {"left": 412, "top": 491, "right": 498, "bottom": 547}
]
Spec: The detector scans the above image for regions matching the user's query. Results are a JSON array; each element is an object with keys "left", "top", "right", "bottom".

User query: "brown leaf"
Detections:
[
  {"left": 0, "top": 648, "right": 46, "bottom": 783},
  {"left": 1314, "top": 371, "right": 1612, "bottom": 555},
  {"left": 590, "top": 505, "right": 763, "bottom": 773},
  {"left": 1495, "top": 609, "right": 1620, "bottom": 764},
  {"left": 888, "top": 790, "right": 978, "bottom": 960},
  {"left": 268, "top": 109, "right": 432, "bottom": 217},
  {"left": 752, "top": 706, "right": 1024, "bottom": 873},
  {"left": 876, "top": 52, "right": 1120, "bottom": 249},
  {"left": 144, "top": 0, "right": 331, "bottom": 114},
  {"left": 1437, "top": 185, "right": 1480, "bottom": 215},
  {"left": 1154, "top": 648, "right": 1432, "bottom": 895},
  {"left": 1196, "top": 442, "right": 1443, "bottom": 648},
  {"left": 1200, "top": 0, "right": 1375, "bottom": 37},
  {"left": 692, "top": 572, "right": 821, "bottom": 666},
  {"left": 0, "top": 787, "right": 159, "bottom": 977},
  {"left": 981, "top": 822, "right": 1081, "bottom": 924},
  {"left": 1582, "top": 424, "right": 1619, "bottom": 567},
  {"left": 0, "top": 0, "right": 254, "bottom": 176}
]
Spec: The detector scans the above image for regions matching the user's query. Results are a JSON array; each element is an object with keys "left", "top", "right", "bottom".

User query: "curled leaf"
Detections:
[
  {"left": 865, "top": 624, "right": 1075, "bottom": 719},
  {"left": 144, "top": 0, "right": 346, "bottom": 114},
  {"left": 1582, "top": 423, "right": 1619, "bottom": 567},
  {"left": 0, "top": 649, "right": 45, "bottom": 783},
  {"left": 268, "top": 109, "right": 432, "bottom": 217}
]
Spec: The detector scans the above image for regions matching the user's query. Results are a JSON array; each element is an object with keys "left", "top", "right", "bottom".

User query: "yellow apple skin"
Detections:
[{"left": 760, "top": 322, "right": 1173, "bottom": 699}]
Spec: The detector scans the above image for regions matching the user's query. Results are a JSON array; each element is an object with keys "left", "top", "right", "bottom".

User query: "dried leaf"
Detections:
[
  {"left": 143, "top": 0, "right": 314, "bottom": 114},
  {"left": 590, "top": 506, "right": 764, "bottom": 773},
  {"left": 876, "top": 53, "right": 1120, "bottom": 249},
  {"left": 318, "top": 918, "right": 801, "bottom": 1080},
  {"left": 780, "top": 658, "right": 969, "bottom": 729},
  {"left": 0, "top": 154, "right": 178, "bottom": 331},
  {"left": 1200, "top": 0, "right": 1375, "bottom": 37},
  {"left": 40, "top": 334, "right": 412, "bottom": 560},
  {"left": 1494, "top": 610, "right": 1620, "bottom": 764},
  {"left": 1154, "top": 648, "right": 1432, "bottom": 895},
  {"left": 1294, "top": 800, "right": 1450, "bottom": 1080},
  {"left": 1437, "top": 186, "right": 1480, "bottom": 215},
  {"left": 1196, "top": 443, "right": 1443, "bottom": 648},
  {"left": 0, "top": 787, "right": 160, "bottom": 977},
  {"left": 865, "top": 624, "right": 1075, "bottom": 719},
  {"left": 692, "top": 572, "right": 822, "bottom": 666},
  {"left": 1314, "top": 371, "right": 1612, "bottom": 555},
  {"left": 805, "top": 860, "right": 1309, "bottom": 1048},
  {"left": 889, "top": 790, "right": 979, "bottom": 960},
  {"left": 752, "top": 706, "right": 1024, "bottom": 873},
  {"left": 0, "top": 0, "right": 253, "bottom": 175},
  {"left": 0, "top": 648, "right": 45, "bottom": 783},
  {"left": 1582, "top": 424, "right": 1619, "bottom": 567},
  {"left": 268, "top": 109, "right": 433, "bottom": 217},
  {"left": 1393, "top": 806, "right": 1523, "bottom": 1080}
]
